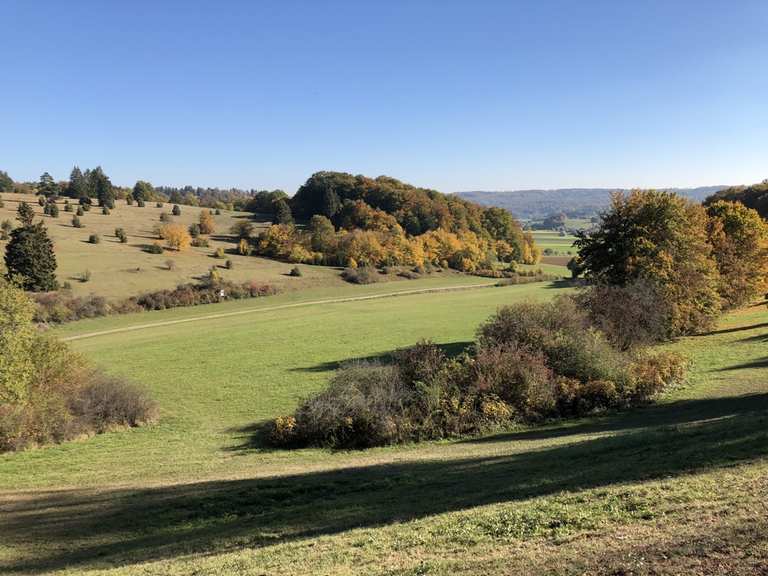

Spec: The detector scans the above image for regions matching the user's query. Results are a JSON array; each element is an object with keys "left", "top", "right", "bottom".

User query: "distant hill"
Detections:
[{"left": 456, "top": 186, "right": 728, "bottom": 220}]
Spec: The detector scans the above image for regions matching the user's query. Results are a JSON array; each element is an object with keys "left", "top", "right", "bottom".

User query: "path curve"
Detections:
[{"left": 62, "top": 282, "right": 498, "bottom": 342}]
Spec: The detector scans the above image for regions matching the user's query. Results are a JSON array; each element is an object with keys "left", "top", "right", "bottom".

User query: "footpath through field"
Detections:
[{"left": 62, "top": 282, "right": 498, "bottom": 342}]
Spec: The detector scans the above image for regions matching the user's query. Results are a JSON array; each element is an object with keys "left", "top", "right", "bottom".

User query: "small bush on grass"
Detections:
[
  {"left": 155, "top": 202, "right": 163, "bottom": 208},
  {"left": 79, "top": 270, "right": 92, "bottom": 283},
  {"left": 101, "top": 206, "right": 110, "bottom": 215},
  {"left": 88, "top": 233, "right": 100, "bottom": 244},
  {"left": 341, "top": 266, "right": 380, "bottom": 284},
  {"left": 225, "top": 259, "right": 234, "bottom": 269},
  {"left": 191, "top": 237, "right": 209, "bottom": 248},
  {"left": 137, "top": 199, "right": 146, "bottom": 207},
  {"left": 172, "top": 204, "right": 181, "bottom": 216},
  {"left": 165, "top": 259, "right": 176, "bottom": 271},
  {"left": 214, "top": 247, "right": 225, "bottom": 258},
  {"left": 115, "top": 227, "right": 127, "bottom": 243},
  {"left": 145, "top": 242, "right": 163, "bottom": 254},
  {"left": 72, "top": 215, "right": 83, "bottom": 228},
  {"left": 76, "top": 206, "right": 84, "bottom": 217},
  {"left": 64, "top": 203, "right": 73, "bottom": 212},
  {"left": 289, "top": 265, "right": 302, "bottom": 277}
]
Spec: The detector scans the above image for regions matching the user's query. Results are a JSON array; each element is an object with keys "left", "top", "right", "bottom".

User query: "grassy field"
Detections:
[
  {"left": 1, "top": 280, "right": 766, "bottom": 575},
  {"left": 0, "top": 193, "right": 348, "bottom": 299},
  {"left": 530, "top": 230, "right": 577, "bottom": 254}
]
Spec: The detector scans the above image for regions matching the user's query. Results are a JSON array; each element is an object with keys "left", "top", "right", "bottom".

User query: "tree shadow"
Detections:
[
  {"left": 716, "top": 358, "right": 768, "bottom": 372},
  {"left": 288, "top": 341, "right": 473, "bottom": 374},
  {"left": 699, "top": 322, "right": 768, "bottom": 336},
  {"left": 2, "top": 393, "right": 766, "bottom": 574}
]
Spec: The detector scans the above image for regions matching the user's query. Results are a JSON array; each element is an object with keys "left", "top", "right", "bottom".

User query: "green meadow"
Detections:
[{"left": 1, "top": 279, "right": 766, "bottom": 575}]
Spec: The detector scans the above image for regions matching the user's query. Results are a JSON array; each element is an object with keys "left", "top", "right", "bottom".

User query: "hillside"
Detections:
[
  {"left": 457, "top": 186, "right": 727, "bottom": 219},
  {"left": 0, "top": 193, "right": 344, "bottom": 299}
]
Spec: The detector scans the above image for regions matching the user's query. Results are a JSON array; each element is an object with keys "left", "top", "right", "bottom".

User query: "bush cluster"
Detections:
[
  {"left": 340, "top": 266, "right": 380, "bottom": 284},
  {"left": 32, "top": 279, "right": 280, "bottom": 322},
  {"left": 0, "top": 281, "right": 158, "bottom": 452},
  {"left": 269, "top": 297, "right": 688, "bottom": 449}
]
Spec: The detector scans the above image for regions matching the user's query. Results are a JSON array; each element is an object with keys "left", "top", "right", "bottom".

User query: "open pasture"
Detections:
[{"left": 1, "top": 281, "right": 766, "bottom": 575}]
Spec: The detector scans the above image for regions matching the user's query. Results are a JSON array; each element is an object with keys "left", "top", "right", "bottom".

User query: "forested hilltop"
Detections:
[
  {"left": 254, "top": 171, "right": 540, "bottom": 271},
  {"left": 705, "top": 180, "right": 768, "bottom": 219}
]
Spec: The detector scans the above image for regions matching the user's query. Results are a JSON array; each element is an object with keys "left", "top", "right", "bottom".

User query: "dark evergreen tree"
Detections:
[
  {"left": 274, "top": 198, "right": 293, "bottom": 224},
  {"left": 66, "top": 166, "right": 89, "bottom": 199},
  {"left": 4, "top": 222, "right": 58, "bottom": 291},
  {"left": 172, "top": 204, "right": 181, "bottom": 216},
  {"left": 0, "top": 170, "right": 13, "bottom": 193},
  {"left": 89, "top": 167, "right": 115, "bottom": 208},
  {"left": 133, "top": 180, "right": 154, "bottom": 202},
  {"left": 16, "top": 202, "right": 34, "bottom": 226},
  {"left": 37, "top": 172, "right": 60, "bottom": 197}
]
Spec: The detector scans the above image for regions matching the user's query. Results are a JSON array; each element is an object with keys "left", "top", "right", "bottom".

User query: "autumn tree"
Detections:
[
  {"left": 0, "top": 278, "right": 36, "bottom": 403},
  {"left": 576, "top": 190, "right": 720, "bottom": 336},
  {"left": 198, "top": 209, "right": 215, "bottom": 235},
  {"left": 706, "top": 200, "right": 768, "bottom": 309},
  {"left": 159, "top": 223, "right": 191, "bottom": 251}
]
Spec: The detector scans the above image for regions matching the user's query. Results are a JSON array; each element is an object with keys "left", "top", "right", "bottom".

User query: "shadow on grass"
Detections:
[
  {"left": 2, "top": 393, "right": 766, "bottom": 574},
  {"left": 699, "top": 321, "right": 768, "bottom": 336},
  {"left": 288, "top": 341, "right": 474, "bottom": 374},
  {"left": 716, "top": 357, "right": 768, "bottom": 372}
]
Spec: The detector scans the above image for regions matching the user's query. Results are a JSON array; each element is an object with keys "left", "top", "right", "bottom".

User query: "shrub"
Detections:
[
  {"left": 165, "top": 259, "right": 176, "bottom": 271},
  {"left": 64, "top": 203, "right": 73, "bottom": 212},
  {"left": 214, "top": 247, "right": 225, "bottom": 258},
  {"left": 159, "top": 223, "right": 191, "bottom": 251},
  {"left": 88, "top": 234, "right": 100, "bottom": 244},
  {"left": 275, "top": 362, "right": 411, "bottom": 449},
  {"left": 238, "top": 238, "right": 252, "bottom": 256},
  {"left": 137, "top": 199, "right": 146, "bottom": 207},
  {"left": 81, "top": 202, "right": 91, "bottom": 212},
  {"left": 172, "top": 204, "right": 181, "bottom": 216},
  {"left": 72, "top": 215, "right": 83, "bottom": 228},
  {"left": 155, "top": 202, "right": 163, "bottom": 208},
  {"left": 575, "top": 280, "right": 672, "bottom": 350},
  {"left": 75, "top": 206, "right": 84, "bottom": 216},
  {"left": 191, "top": 237, "right": 209, "bottom": 248},
  {"left": 214, "top": 208, "right": 221, "bottom": 215},
  {"left": 49, "top": 204, "right": 59, "bottom": 218},
  {"left": 115, "top": 227, "right": 127, "bottom": 243},
  {"left": 341, "top": 266, "right": 379, "bottom": 284},
  {"left": 38, "top": 196, "right": 45, "bottom": 206},
  {"left": 225, "top": 259, "right": 233, "bottom": 269},
  {"left": 101, "top": 206, "right": 110, "bottom": 215},
  {"left": 70, "top": 376, "right": 158, "bottom": 433},
  {"left": 146, "top": 242, "right": 164, "bottom": 254},
  {"left": 188, "top": 223, "right": 201, "bottom": 238},
  {"left": 0, "top": 281, "right": 157, "bottom": 452},
  {"left": 79, "top": 270, "right": 92, "bottom": 283},
  {"left": 289, "top": 265, "right": 302, "bottom": 277},
  {"left": 160, "top": 212, "right": 170, "bottom": 222}
]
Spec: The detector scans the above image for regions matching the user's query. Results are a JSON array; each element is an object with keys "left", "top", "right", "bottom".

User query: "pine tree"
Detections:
[
  {"left": 37, "top": 172, "right": 60, "bottom": 197},
  {"left": 0, "top": 170, "right": 13, "bottom": 193},
  {"left": 90, "top": 167, "right": 115, "bottom": 208},
  {"left": 4, "top": 222, "right": 58, "bottom": 291},
  {"left": 67, "top": 166, "right": 88, "bottom": 199},
  {"left": 16, "top": 202, "right": 34, "bottom": 226}
]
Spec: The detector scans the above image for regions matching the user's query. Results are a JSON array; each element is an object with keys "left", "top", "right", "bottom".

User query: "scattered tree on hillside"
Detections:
[
  {"left": 230, "top": 220, "right": 255, "bottom": 240},
  {"left": 65, "top": 166, "right": 89, "bottom": 200},
  {"left": 706, "top": 200, "right": 768, "bottom": 309},
  {"left": 159, "top": 223, "right": 191, "bottom": 251},
  {"left": 198, "top": 209, "right": 215, "bottom": 235},
  {"left": 172, "top": 204, "right": 181, "bottom": 216},
  {"left": 37, "top": 172, "right": 60, "bottom": 197},
  {"left": 132, "top": 180, "right": 154, "bottom": 203},
  {"left": 91, "top": 167, "right": 115, "bottom": 208},
  {"left": 576, "top": 190, "right": 720, "bottom": 336},
  {"left": 4, "top": 221, "right": 58, "bottom": 291},
  {"left": 16, "top": 202, "right": 34, "bottom": 226}
]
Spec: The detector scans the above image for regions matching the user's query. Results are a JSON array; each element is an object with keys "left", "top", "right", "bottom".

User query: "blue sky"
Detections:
[{"left": 1, "top": 0, "right": 767, "bottom": 193}]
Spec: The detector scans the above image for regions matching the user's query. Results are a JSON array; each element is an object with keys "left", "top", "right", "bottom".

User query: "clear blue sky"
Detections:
[{"left": 1, "top": 0, "right": 767, "bottom": 193}]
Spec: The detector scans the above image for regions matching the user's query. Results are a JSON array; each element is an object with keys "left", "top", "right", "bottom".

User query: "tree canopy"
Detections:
[
  {"left": 576, "top": 190, "right": 721, "bottom": 336},
  {"left": 4, "top": 221, "right": 58, "bottom": 292},
  {"left": 705, "top": 180, "right": 768, "bottom": 219}
]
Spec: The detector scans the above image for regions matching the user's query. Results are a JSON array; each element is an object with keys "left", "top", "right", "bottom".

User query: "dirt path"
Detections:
[{"left": 62, "top": 282, "right": 498, "bottom": 342}]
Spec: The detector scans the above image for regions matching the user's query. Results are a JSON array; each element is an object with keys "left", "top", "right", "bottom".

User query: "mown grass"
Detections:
[{"left": 1, "top": 286, "right": 766, "bottom": 575}]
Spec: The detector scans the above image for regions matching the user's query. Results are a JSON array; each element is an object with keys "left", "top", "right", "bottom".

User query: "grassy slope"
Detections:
[
  {"left": 0, "top": 193, "right": 346, "bottom": 299},
  {"left": 1, "top": 281, "right": 766, "bottom": 575}
]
